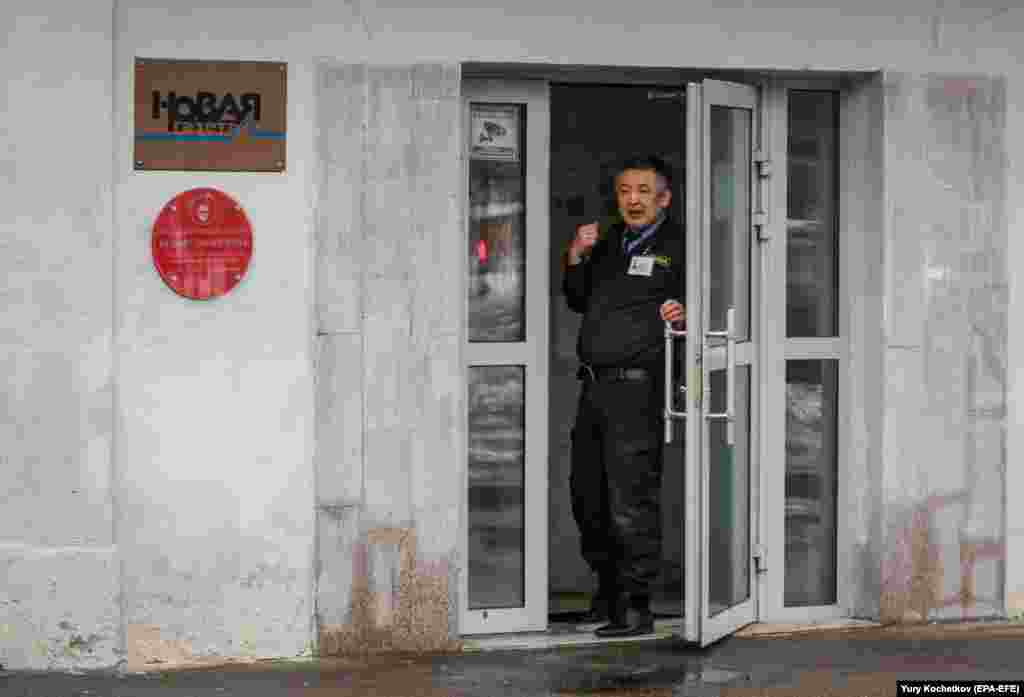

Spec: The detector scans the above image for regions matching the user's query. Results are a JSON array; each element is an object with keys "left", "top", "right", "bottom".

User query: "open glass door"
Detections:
[
  {"left": 673, "top": 79, "right": 760, "bottom": 646},
  {"left": 460, "top": 79, "right": 550, "bottom": 635}
]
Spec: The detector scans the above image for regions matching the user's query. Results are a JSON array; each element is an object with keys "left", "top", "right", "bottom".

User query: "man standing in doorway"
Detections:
[{"left": 562, "top": 155, "right": 686, "bottom": 637}]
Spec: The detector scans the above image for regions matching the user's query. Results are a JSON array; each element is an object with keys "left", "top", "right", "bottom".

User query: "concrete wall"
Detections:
[
  {"left": 112, "top": 6, "right": 318, "bottom": 668},
  {"left": 1, "top": 1, "right": 121, "bottom": 671},
  {"left": 838, "top": 74, "right": 887, "bottom": 620},
  {"left": 877, "top": 73, "right": 1008, "bottom": 622},
  {"left": 314, "top": 64, "right": 463, "bottom": 653},
  {"left": 834, "top": 71, "right": 1011, "bottom": 624},
  {"left": 1, "top": 0, "right": 1022, "bottom": 672}
]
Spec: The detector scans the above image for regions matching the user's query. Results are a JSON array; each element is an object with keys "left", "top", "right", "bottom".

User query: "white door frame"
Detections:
[
  {"left": 757, "top": 77, "right": 848, "bottom": 625},
  {"left": 678, "top": 79, "right": 763, "bottom": 646},
  {"left": 459, "top": 79, "right": 550, "bottom": 635}
]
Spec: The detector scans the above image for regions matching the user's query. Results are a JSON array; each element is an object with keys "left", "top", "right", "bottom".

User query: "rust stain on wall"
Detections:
[
  {"left": 126, "top": 624, "right": 195, "bottom": 671},
  {"left": 881, "top": 492, "right": 1005, "bottom": 624},
  {"left": 319, "top": 526, "right": 462, "bottom": 655},
  {"left": 1009, "top": 591, "right": 1024, "bottom": 617},
  {"left": 881, "top": 499, "right": 945, "bottom": 624},
  {"left": 954, "top": 538, "right": 1004, "bottom": 609}
]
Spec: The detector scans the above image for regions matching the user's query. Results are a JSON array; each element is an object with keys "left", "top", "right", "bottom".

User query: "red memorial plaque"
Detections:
[{"left": 152, "top": 188, "right": 253, "bottom": 300}]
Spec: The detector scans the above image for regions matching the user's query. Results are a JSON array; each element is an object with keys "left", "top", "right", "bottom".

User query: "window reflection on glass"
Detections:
[
  {"left": 468, "top": 103, "right": 526, "bottom": 343},
  {"left": 708, "top": 105, "right": 752, "bottom": 342},
  {"left": 708, "top": 366, "right": 751, "bottom": 617},
  {"left": 468, "top": 366, "right": 525, "bottom": 609},
  {"left": 787, "top": 91, "right": 839, "bottom": 338},
  {"left": 784, "top": 360, "right": 838, "bottom": 607}
]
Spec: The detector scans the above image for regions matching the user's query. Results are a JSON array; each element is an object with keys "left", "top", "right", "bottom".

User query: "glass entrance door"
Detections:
[{"left": 671, "top": 79, "right": 761, "bottom": 646}]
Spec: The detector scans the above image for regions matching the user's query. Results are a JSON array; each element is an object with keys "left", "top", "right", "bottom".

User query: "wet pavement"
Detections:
[{"left": 3, "top": 621, "right": 1024, "bottom": 696}]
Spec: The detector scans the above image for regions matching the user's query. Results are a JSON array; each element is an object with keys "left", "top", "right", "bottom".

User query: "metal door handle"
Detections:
[
  {"left": 704, "top": 307, "right": 736, "bottom": 446},
  {"left": 663, "top": 322, "right": 687, "bottom": 444}
]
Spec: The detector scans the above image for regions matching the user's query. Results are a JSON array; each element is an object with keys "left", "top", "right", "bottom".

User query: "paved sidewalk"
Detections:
[{"left": 3, "top": 621, "right": 1024, "bottom": 696}]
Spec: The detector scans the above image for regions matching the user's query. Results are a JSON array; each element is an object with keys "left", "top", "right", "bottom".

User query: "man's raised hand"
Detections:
[{"left": 568, "top": 221, "right": 600, "bottom": 263}]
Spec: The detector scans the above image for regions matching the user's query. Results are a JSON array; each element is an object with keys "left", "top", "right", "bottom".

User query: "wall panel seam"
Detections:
[
  {"left": 110, "top": 0, "right": 127, "bottom": 670},
  {"left": 359, "top": 64, "right": 369, "bottom": 511},
  {"left": 0, "top": 543, "right": 120, "bottom": 555}
]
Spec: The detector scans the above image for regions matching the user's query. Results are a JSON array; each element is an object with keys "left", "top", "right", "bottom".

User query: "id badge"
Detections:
[{"left": 628, "top": 255, "right": 655, "bottom": 276}]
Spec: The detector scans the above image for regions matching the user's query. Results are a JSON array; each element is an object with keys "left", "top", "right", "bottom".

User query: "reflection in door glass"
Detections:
[
  {"left": 784, "top": 360, "right": 838, "bottom": 606},
  {"left": 468, "top": 103, "right": 526, "bottom": 342},
  {"left": 708, "top": 366, "right": 751, "bottom": 617},
  {"left": 787, "top": 91, "right": 839, "bottom": 338},
  {"left": 708, "top": 106, "right": 752, "bottom": 341},
  {"left": 468, "top": 366, "right": 525, "bottom": 609}
]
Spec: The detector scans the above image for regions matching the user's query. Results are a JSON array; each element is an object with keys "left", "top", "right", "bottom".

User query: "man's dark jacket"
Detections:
[{"left": 562, "top": 219, "right": 685, "bottom": 369}]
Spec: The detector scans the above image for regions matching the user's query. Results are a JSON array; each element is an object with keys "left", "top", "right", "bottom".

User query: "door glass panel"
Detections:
[
  {"left": 708, "top": 106, "right": 751, "bottom": 341},
  {"left": 784, "top": 360, "right": 839, "bottom": 606},
  {"left": 467, "top": 365, "right": 525, "bottom": 609},
  {"left": 708, "top": 366, "right": 751, "bottom": 617},
  {"left": 468, "top": 103, "right": 527, "bottom": 342},
  {"left": 787, "top": 91, "right": 839, "bottom": 338}
]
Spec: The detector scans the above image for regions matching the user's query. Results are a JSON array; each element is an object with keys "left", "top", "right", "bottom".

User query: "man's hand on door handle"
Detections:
[{"left": 660, "top": 299, "right": 686, "bottom": 330}]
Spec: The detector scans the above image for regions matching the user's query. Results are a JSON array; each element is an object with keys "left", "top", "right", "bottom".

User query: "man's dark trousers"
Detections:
[{"left": 570, "top": 369, "right": 664, "bottom": 604}]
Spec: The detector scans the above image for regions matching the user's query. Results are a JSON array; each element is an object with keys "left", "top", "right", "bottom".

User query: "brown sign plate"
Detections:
[{"left": 135, "top": 59, "right": 286, "bottom": 172}]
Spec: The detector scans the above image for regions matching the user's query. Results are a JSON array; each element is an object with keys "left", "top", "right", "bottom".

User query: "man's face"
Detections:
[{"left": 616, "top": 168, "right": 671, "bottom": 228}]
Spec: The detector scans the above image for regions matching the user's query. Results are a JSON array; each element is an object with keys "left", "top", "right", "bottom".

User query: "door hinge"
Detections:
[
  {"left": 753, "top": 215, "right": 770, "bottom": 243},
  {"left": 753, "top": 148, "right": 771, "bottom": 241},
  {"left": 753, "top": 545, "right": 767, "bottom": 574},
  {"left": 754, "top": 149, "right": 772, "bottom": 178}
]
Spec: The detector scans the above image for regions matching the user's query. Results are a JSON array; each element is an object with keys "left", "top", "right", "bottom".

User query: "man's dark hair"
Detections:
[{"left": 616, "top": 154, "right": 672, "bottom": 193}]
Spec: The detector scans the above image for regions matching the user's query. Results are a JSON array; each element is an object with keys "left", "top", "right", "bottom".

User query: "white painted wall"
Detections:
[
  {"left": 1, "top": 1, "right": 120, "bottom": 671},
  {"left": 3, "top": 0, "right": 1023, "bottom": 671},
  {"left": 113, "top": 19, "right": 319, "bottom": 669}
]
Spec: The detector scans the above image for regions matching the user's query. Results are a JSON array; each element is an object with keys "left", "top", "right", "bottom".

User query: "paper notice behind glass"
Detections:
[{"left": 470, "top": 104, "right": 520, "bottom": 162}]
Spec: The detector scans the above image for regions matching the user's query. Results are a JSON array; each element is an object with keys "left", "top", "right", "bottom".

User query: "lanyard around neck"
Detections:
[{"left": 623, "top": 217, "right": 663, "bottom": 256}]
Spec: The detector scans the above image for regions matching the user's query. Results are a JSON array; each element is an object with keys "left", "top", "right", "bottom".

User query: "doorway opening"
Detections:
[
  {"left": 547, "top": 83, "right": 686, "bottom": 629},
  {"left": 462, "top": 70, "right": 769, "bottom": 647}
]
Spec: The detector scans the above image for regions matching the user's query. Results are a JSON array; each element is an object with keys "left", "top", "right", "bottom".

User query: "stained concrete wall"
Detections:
[
  {"left": 314, "top": 64, "right": 463, "bottom": 653},
  {"left": 1, "top": 0, "right": 1023, "bottom": 672},
  {"left": 877, "top": 74, "right": 1008, "bottom": 622},
  {"left": 838, "top": 73, "right": 887, "bottom": 620}
]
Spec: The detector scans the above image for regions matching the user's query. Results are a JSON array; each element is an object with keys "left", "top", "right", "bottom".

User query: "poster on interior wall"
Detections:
[
  {"left": 151, "top": 188, "right": 254, "bottom": 300},
  {"left": 469, "top": 104, "right": 520, "bottom": 162},
  {"left": 134, "top": 58, "right": 287, "bottom": 172}
]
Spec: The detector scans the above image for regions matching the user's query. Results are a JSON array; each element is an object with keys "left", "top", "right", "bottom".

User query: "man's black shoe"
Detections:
[
  {"left": 594, "top": 593, "right": 654, "bottom": 637},
  {"left": 580, "top": 569, "right": 619, "bottom": 623},
  {"left": 593, "top": 607, "right": 655, "bottom": 637},
  {"left": 579, "top": 593, "right": 610, "bottom": 623}
]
